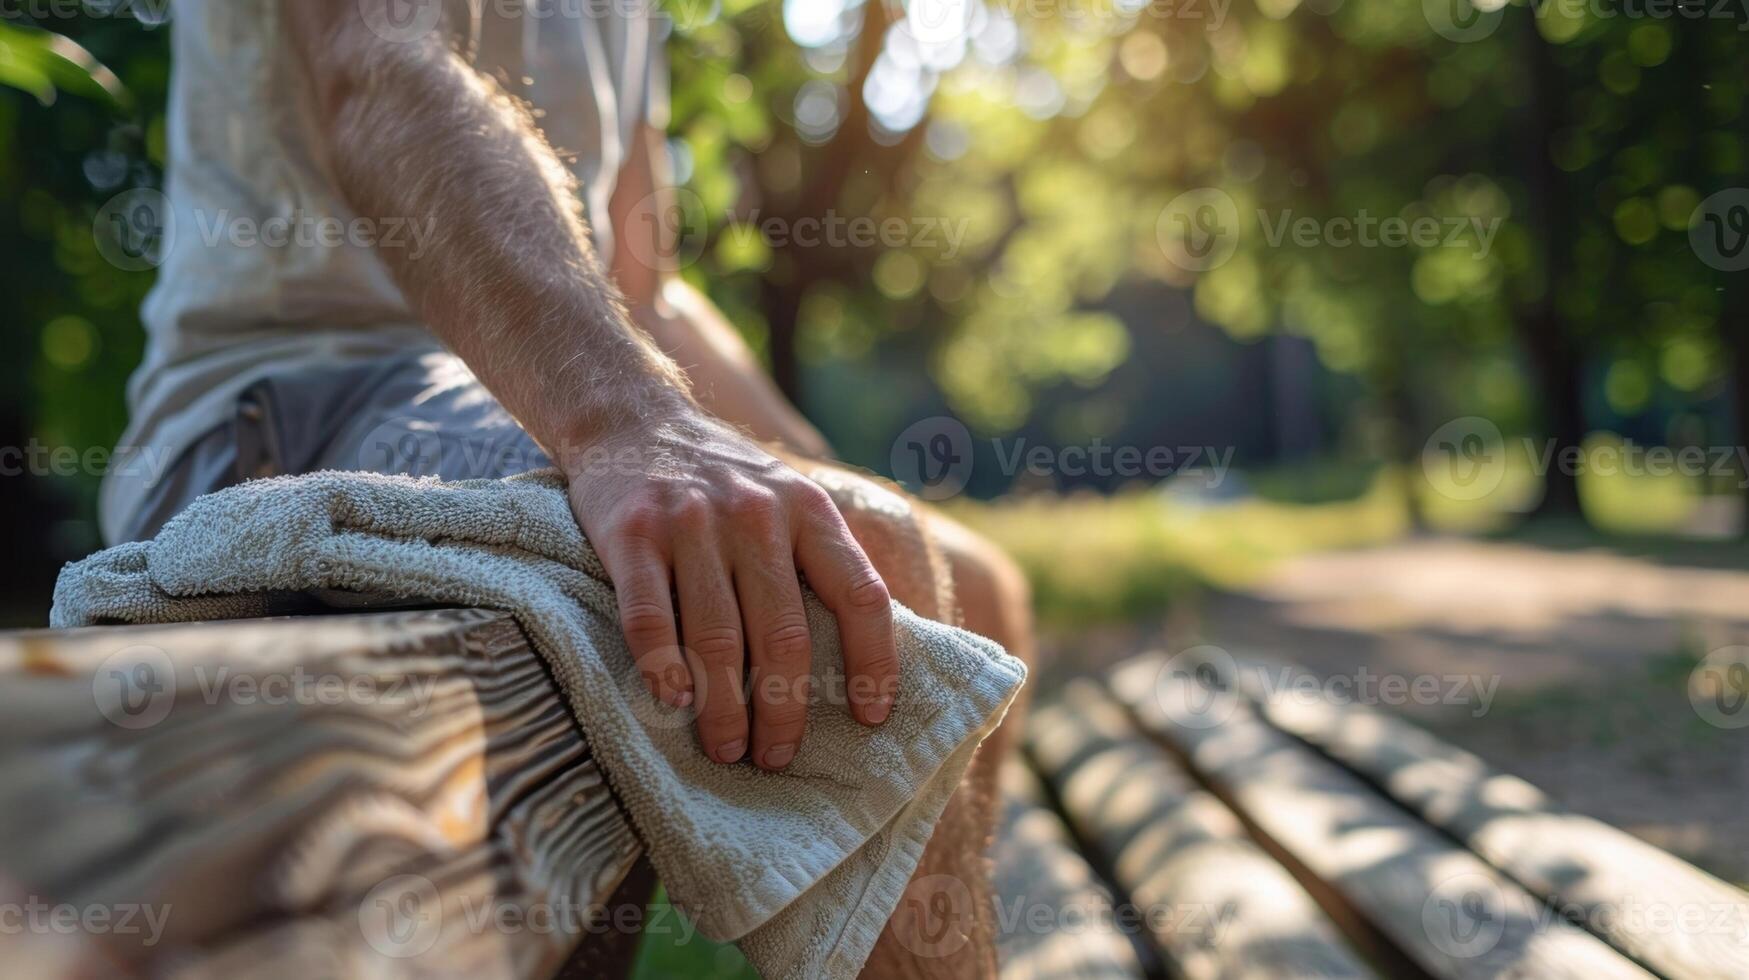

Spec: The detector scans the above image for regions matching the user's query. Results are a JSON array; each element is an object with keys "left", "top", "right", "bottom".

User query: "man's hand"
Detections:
[
  {"left": 567, "top": 408, "right": 899, "bottom": 770},
  {"left": 282, "top": 2, "right": 896, "bottom": 768}
]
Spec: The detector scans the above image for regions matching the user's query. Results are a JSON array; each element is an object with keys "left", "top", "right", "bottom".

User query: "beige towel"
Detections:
[{"left": 52, "top": 469, "right": 1027, "bottom": 979}]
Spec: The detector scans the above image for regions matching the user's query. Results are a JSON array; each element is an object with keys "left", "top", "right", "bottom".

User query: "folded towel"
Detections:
[{"left": 52, "top": 469, "right": 1027, "bottom": 978}]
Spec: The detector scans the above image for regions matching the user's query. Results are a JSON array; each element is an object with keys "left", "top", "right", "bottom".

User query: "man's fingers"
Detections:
[
  {"left": 794, "top": 502, "right": 898, "bottom": 727},
  {"left": 734, "top": 547, "right": 812, "bottom": 771},
  {"left": 675, "top": 540, "right": 750, "bottom": 763},
  {"left": 602, "top": 543, "right": 691, "bottom": 708}
]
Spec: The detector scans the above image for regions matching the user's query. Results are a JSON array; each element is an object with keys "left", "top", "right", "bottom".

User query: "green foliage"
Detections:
[
  {"left": 662, "top": 0, "right": 1745, "bottom": 482},
  {"left": 3, "top": 0, "right": 1745, "bottom": 579},
  {"left": 0, "top": 20, "right": 126, "bottom": 108},
  {"left": 1, "top": 12, "right": 163, "bottom": 573}
]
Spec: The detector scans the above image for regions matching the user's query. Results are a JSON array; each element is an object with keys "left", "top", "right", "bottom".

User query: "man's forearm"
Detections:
[
  {"left": 284, "top": 4, "right": 902, "bottom": 778},
  {"left": 286, "top": 6, "right": 689, "bottom": 457}
]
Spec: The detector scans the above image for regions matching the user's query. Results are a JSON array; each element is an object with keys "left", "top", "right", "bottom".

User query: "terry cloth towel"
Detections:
[{"left": 51, "top": 469, "right": 1027, "bottom": 979}]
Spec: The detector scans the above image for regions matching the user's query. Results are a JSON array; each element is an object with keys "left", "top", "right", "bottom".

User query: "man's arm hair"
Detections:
[
  {"left": 283, "top": 1, "right": 691, "bottom": 457},
  {"left": 279, "top": 2, "right": 901, "bottom": 772}
]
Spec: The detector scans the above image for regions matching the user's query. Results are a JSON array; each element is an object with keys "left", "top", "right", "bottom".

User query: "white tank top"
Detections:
[{"left": 102, "top": 0, "right": 665, "bottom": 543}]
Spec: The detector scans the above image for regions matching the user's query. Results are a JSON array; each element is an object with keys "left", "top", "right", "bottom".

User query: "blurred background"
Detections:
[{"left": 4, "top": 0, "right": 1748, "bottom": 958}]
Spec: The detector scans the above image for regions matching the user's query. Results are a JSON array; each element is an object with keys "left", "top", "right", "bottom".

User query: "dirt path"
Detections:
[{"left": 1044, "top": 536, "right": 1749, "bottom": 884}]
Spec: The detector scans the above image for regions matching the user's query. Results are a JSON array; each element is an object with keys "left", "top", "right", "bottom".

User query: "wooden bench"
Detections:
[
  {"left": 0, "top": 610, "right": 646, "bottom": 978},
  {"left": 1005, "top": 652, "right": 1749, "bottom": 980},
  {"left": 7, "top": 612, "right": 1747, "bottom": 979}
]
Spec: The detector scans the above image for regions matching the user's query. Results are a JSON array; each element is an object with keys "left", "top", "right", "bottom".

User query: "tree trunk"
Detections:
[
  {"left": 763, "top": 274, "right": 803, "bottom": 403},
  {"left": 1520, "top": 18, "right": 1585, "bottom": 521},
  {"left": 1522, "top": 325, "right": 1587, "bottom": 517},
  {"left": 1726, "top": 277, "right": 1749, "bottom": 536},
  {"left": 1383, "top": 371, "right": 1426, "bottom": 530}
]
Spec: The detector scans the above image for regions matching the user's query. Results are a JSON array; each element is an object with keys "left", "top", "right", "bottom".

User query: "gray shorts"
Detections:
[{"left": 117, "top": 350, "right": 551, "bottom": 543}]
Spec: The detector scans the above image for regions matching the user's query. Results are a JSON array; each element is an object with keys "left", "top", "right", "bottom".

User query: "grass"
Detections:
[
  {"left": 1415, "top": 433, "right": 1718, "bottom": 535},
  {"left": 951, "top": 444, "right": 1742, "bottom": 628},
  {"left": 946, "top": 472, "right": 1408, "bottom": 626},
  {"left": 629, "top": 887, "right": 757, "bottom": 980}
]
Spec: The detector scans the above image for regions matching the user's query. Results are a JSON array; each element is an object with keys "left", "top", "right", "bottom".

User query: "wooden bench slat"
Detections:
[
  {"left": 993, "top": 761, "right": 1149, "bottom": 980},
  {"left": 0, "top": 610, "right": 644, "bottom": 978},
  {"left": 1242, "top": 659, "right": 1749, "bottom": 980},
  {"left": 1110, "top": 654, "right": 1657, "bottom": 980},
  {"left": 1026, "top": 679, "right": 1376, "bottom": 980}
]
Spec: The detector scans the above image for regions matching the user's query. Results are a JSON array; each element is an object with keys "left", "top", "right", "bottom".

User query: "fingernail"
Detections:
[
  {"left": 867, "top": 697, "right": 891, "bottom": 724},
  {"left": 761, "top": 743, "right": 796, "bottom": 769},
  {"left": 669, "top": 690, "right": 693, "bottom": 708},
  {"left": 716, "top": 739, "right": 746, "bottom": 763}
]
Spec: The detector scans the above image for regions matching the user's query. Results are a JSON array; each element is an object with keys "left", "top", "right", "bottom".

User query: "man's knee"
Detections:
[
  {"left": 801, "top": 463, "right": 954, "bottom": 621},
  {"left": 784, "top": 456, "right": 1034, "bottom": 664},
  {"left": 925, "top": 513, "right": 1034, "bottom": 667}
]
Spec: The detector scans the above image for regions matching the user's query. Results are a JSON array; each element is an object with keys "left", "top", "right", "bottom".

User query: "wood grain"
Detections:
[
  {"left": 1241, "top": 658, "right": 1749, "bottom": 980},
  {"left": 1026, "top": 679, "right": 1374, "bottom": 980},
  {"left": 0, "top": 609, "right": 644, "bottom": 978},
  {"left": 1109, "top": 653, "right": 1656, "bottom": 980},
  {"left": 992, "top": 760, "right": 1147, "bottom": 980}
]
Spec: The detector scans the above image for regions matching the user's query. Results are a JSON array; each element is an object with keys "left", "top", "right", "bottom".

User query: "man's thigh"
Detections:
[
  {"left": 311, "top": 351, "right": 550, "bottom": 480},
  {"left": 797, "top": 460, "right": 957, "bottom": 624},
  {"left": 123, "top": 351, "right": 551, "bottom": 542}
]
